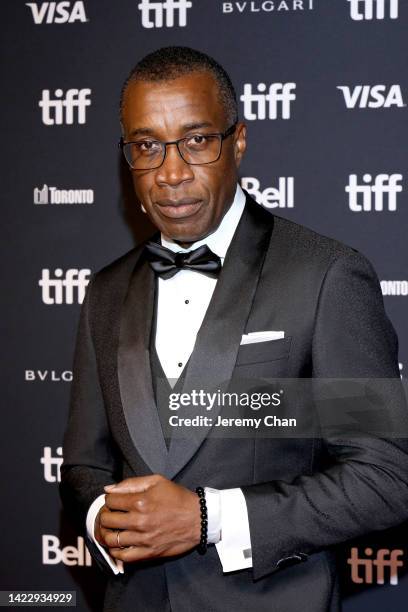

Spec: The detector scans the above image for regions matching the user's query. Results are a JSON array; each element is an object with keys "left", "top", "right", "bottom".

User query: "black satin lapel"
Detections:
[
  {"left": 165, "top": 197, "right": 275, "bottom": 479},
  {"left": 118, "top": 257, "right": 169, "bottom": 476}
]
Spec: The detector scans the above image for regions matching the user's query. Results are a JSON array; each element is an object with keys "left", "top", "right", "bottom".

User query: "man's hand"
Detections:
[{"left": 95, "top": 475, "right": 202, "bottom": 563}]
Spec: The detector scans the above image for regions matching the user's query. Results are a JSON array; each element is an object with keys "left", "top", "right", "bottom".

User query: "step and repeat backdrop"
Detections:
[{"left": 2, "top": 0, "right": 407, "bottom": 610}]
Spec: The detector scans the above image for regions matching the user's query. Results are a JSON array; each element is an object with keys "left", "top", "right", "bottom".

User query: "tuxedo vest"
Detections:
[{"left": 149, "top": 279, "right": 189, "bottom": 449}]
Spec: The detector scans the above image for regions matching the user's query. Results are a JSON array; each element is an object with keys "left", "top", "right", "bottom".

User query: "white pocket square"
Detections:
[{"left": 240, "top": 331, "right": 285, "bottom": 345}]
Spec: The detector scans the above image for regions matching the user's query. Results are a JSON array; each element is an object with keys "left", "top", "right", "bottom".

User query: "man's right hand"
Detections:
[{"left": 93, "top": 475, "right": 201, "bottom": 563}]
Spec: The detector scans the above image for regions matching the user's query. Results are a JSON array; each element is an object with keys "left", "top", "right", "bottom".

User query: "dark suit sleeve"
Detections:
[
  {"left": 242, "top": 250, "right": 408, "bottom": 580},
  {"left": 59, "top": 276, "right": 120, "bottom": 575}
]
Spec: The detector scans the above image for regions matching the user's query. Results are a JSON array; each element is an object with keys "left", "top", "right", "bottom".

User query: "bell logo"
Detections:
[
  {"left": 347, "top": 0, "right": 399, "bottom": 20},
  {"left": 240, "top": 83, "right": 296, "bottom": 120},
  {"left": 138, "top": 0, "right": 192, "bottom": 28},
  {"left": 39, "top": 268, "right": 91, "bottom": 304},
  {"left": 26, "top": 1, "right": 88, "bottom": 24},
  {"left": 346, "top": 173, "right": 403, "bottom": 212},
  {"left": 337, "top": 85, "right": 405, "bottom": 108},
  {"left": 348, "top": 547, "right": 404, "bottom": 584},
  {"left": 241, "top": 177, "right": 294, "bottom": 208},
  {"left": 39, "top": 89, "right": 91, "bottom": 125},
  {"left": 41, "top": 447, "right": 63, "bottom": 483},
  {"left": 42, "top": 535, "right": 92, "bottom": 566}
]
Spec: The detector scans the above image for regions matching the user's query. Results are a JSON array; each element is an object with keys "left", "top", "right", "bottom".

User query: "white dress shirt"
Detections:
[{"left": 86, "top": 184, "right": 253, "bottom": 574}]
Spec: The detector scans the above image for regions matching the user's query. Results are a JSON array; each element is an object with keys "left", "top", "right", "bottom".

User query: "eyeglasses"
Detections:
[{"left": 119, "top": 123, "right": 237, "bottom": 170}]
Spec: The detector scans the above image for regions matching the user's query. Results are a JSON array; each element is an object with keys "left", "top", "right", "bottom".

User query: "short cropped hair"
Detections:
[{"left": 120, "top": 46, "right": 238, "bottom": 125}]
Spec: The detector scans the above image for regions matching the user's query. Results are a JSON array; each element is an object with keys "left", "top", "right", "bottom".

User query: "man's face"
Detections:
[{"left": 121, "top": 71, "right": 246, "bottom": 243}]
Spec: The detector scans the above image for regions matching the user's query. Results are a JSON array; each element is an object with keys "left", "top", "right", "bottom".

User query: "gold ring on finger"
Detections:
[{"left": 116, "top": 529, "right": 125, "bottom": 549}]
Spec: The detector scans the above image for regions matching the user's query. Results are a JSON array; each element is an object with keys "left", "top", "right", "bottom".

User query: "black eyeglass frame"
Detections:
[{"left": 119, "top": 122, "right": 237, "bottom": 170}]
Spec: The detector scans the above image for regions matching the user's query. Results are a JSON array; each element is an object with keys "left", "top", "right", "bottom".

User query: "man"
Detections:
[{"left": 60, "top": 47, "right": 408, "bottom": 612}]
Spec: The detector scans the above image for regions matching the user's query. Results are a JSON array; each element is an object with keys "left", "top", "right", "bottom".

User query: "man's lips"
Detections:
[{"left": 155, "top": 197, "right": 203, "bottom": 219}]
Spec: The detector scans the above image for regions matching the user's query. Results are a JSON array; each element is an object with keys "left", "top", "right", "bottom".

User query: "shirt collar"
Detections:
[{"left": 161, "top": 183, "right": 246, "bottom": 260}]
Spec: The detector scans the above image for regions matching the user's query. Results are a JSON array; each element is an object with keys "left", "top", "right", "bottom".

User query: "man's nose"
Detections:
[{"left": 155, "top": 143, "right": 194, "bottom": 187}]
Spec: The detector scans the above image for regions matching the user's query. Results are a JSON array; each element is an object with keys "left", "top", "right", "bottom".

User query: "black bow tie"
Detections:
[{"left": 144, "top": 241, "right": 222, "bottom": 280}]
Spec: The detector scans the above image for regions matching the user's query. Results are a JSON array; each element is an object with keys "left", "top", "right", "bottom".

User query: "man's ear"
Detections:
[{"left": 234, "top": 122, "right": 247, "bottom": 167}]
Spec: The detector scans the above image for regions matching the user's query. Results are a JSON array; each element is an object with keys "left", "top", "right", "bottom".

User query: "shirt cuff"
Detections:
[
  {"left": 86, "top": 494, "right": 124, "bottom": 575},
  {"left": 204, "top": 487, "right": 221, "bottom": 544},
  {"left": 215, "top": 488, "right": 253, "bottom": 572}
]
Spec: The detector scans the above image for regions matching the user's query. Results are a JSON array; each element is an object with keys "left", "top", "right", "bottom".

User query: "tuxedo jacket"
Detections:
[{"left": 60, "top": 194, "right": 408, "bottom": 612}]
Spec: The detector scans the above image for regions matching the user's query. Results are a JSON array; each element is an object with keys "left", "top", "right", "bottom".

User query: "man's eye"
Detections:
[
  {"left": 186, "top": 135, "right": 209, "bottom": 148},
  {"left": 136, "top": 141, "right": 161, "bottom": 154}
]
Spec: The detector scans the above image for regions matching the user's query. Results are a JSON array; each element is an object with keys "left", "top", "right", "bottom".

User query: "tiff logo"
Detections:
[
  {"left": 138, "top": 0, "right": 192, "bottom": 28},
  {"left": 26, "top": 1, "right": 88, "bottom": 24},
  {"left": 240, "top": 83, "right": 296, "bottom": 120},
  {"left": 348, "top": 547, "right": 404, "bottom": 584},
  {"left": 337, "top": 85, "right": 405, "bottom": 108},
  {"left": 41, "top": 447, "right": 63, "bottom": 482},
  {"left": 346, "top": 174, "right": 403, "bottom": 212},
  {"left": 39, "top": 269, "right": 90, "bottom": 304},
  {"left": 348, "top": 0, "right": 399, "bottom": 20},
  {"left": 39, "top": 88, "right": 91, "bottom": 125},
  {"left": 241, "top": 177, "right": 294, "bottom": 208}
]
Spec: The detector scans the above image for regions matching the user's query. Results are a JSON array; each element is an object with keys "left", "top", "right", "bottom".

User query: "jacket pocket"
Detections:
[{"left": 236, "top": 337, "right": 292, "bottom": 366}]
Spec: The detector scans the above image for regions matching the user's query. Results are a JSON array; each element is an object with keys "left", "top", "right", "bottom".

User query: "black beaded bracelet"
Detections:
[{"left": 195, "top": 486, "right": 208, "bottom": 555}]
